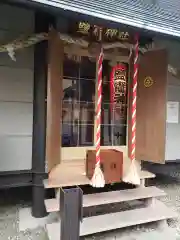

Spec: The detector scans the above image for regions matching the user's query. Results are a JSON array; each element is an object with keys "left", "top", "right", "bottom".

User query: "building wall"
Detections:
[
  {"left": 0, "top": 4, "right": 34, "bottom": 171},
  {"left": 155, "top": 38, "right": 180, "bottom": 161}
]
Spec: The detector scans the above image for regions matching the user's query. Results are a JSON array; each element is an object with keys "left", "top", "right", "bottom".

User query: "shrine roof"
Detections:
[{"left": 29, "top": 0, "right": 180, "bottom": 38}]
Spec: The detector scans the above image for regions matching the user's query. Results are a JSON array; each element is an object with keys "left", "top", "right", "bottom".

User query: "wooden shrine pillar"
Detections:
[
  {"left": 32, "top": 11, "right": 55, "bottom": 218},
  {"left": 46, "top": 29, "right": 64, "bottom": 172}
]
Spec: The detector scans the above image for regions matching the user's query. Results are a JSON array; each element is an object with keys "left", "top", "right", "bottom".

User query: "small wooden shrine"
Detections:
[
  {"left": 45, "top": 20, "right": 168, "bottom": 188},
  {"left": 43, "top": 20, "right": 177, "bottom": 239}
]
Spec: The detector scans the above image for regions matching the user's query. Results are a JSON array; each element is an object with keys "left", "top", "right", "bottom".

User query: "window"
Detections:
[
  {"left": 62, "top": 55, "right": 95, "bottom": 146},
  {"left": 62, "top": 55, "right": 128, "bottom": 147}
]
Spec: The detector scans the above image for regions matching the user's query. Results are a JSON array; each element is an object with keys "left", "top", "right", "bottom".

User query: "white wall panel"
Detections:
[
  {"left": 0, "top": 102, "right": 33, "bottom": 136},
  {"left": 155, "top": 37, "right": 180, "bottom": 161},
  {"left": 165, "top": 85, "right": 180, "bottom": 161},
  {"left": 0, "top": 136, "right": 32, "bottom": 171},
  {"left": 0, "top": 48, "right": 34, "bottom": 70},
  {"left": 0, "top": 66, "right": 33, "bottom": 102},
  {"left": 0, "top": 4, "right": 34, "bottom": 171}
]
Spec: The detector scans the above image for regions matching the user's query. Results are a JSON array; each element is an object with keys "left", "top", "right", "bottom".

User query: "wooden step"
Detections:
[
  {"left": 44, "top": 170, "right": 155, "bottom": 189},
  {"left": 45, "top": 186, "right": 165, "bottom": 213},
  {"left": 46, "top": 200, "right": 177, "bottom": 239}
]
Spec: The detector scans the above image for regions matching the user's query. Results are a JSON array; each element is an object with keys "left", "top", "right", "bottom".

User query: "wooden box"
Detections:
[{"left": 86, "top": 149, "right": 123, "bottom": 184}]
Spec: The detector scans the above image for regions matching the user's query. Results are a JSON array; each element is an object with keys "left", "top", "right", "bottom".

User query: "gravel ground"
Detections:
[{"left": 0, "top": 166, "right": 180, "bottom": 240}]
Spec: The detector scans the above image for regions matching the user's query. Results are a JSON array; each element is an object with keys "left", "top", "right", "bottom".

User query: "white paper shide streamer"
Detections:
[{"left": 6, "top": 45, "right": 16, "bottom": 61}]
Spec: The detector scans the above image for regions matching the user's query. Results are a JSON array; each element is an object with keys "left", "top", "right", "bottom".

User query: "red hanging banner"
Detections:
[{"left": 110, "top": 64, "right": 127, "bottom": 116}]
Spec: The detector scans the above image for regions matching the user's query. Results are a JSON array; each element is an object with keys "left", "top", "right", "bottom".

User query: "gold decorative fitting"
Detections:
[
  {"left": 78, "top": 22, "right": 90, "bottom": 35},
  {"left": 105, "top": 28, "right": 118, "bottom": 38},
  {"left": 144, "top": 76, "right": 154, "bottom": 88}
]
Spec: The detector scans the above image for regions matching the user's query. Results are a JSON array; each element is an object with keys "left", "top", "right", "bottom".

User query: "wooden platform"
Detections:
[
  {"left": 46, "top": 199, "right": 177, "bottom": 239},
  {"left": 45, "top": 186, "right": 165, "bottom": 213},
  {"left": 44, "top": 159, "right": 155, "bottom": 188},
  {"left": 44, "top": 160, "right": 176, "bottom": 239}
]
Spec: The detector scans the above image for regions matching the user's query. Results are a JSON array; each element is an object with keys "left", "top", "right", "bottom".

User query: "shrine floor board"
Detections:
[{"left": 44, "top": 158, "right": 155, "bottom": 188}]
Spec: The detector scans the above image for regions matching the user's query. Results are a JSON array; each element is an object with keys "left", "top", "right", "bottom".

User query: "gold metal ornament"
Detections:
[{"left": 144, "top": 76, "right": 153, "bottom": 88}]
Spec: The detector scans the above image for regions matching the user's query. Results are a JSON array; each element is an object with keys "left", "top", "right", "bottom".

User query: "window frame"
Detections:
[{"left": 62, "top": 54, "right": 130, "bottom": 148}]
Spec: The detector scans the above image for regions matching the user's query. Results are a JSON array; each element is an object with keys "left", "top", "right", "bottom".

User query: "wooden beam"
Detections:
[
  {"left": 64, "top": 45, "right": 130, "bottom": 63},
  {"left": 103, "top": 42, "right": 132, "bottom": 50},
  {"left": 46, "top": 28, "right": 64, "bottom": 172}
]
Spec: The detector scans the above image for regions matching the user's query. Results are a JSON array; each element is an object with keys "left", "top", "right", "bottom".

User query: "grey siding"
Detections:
[{"left": 0, "top": 4, "right": 34, "bottom": 171}]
